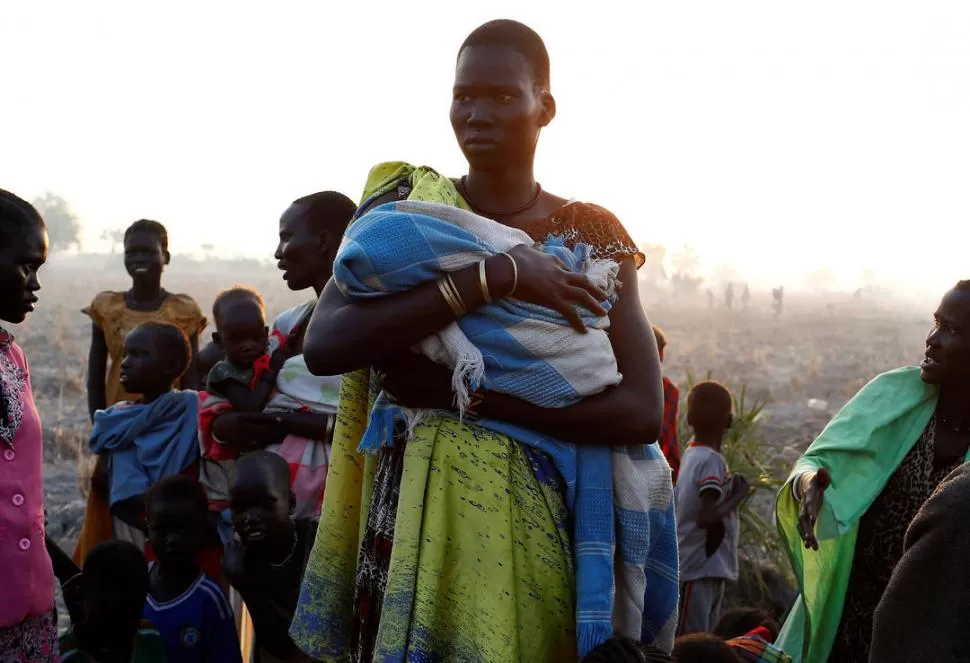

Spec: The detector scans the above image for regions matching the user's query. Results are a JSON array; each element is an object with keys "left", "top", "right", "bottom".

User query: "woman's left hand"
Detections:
[{"left": 377, "top": 353, "right": 455, "bottom": 410}]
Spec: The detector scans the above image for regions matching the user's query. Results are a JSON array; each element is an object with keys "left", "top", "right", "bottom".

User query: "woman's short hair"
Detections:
[
  {"left": 459, "top": 19, "right": 550, "bottom": 90},
  {"left": 0, "top": 189, "right": 44, "bottom": 246}
]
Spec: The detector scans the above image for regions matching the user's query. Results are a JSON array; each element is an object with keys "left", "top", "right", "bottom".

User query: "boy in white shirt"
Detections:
[{"left": 675, "top": 381, "right": 751, "bottom": 635}]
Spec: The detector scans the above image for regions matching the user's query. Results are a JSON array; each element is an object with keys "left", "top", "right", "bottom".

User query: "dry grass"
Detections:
[{"left": 17, "top": 257, "right": 931, "bottom": 485}]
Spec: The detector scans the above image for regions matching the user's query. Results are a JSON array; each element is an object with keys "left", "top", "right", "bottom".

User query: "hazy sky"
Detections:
[{"left": 2, "top": 1, "right": 968, "bottom": 294}]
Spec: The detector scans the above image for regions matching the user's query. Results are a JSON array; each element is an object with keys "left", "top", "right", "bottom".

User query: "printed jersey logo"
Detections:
[{"left": 180, "top": 627, "right": 201, "bottom": 649}]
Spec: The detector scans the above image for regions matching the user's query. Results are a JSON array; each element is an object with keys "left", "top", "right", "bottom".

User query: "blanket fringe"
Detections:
[
  {"left": 451, "top": 351, "right": 486, "bottom": 414},
  {"left": 358, "top": 405, "right": 397, "bottom": 453},
  {"left": 578, "top": 623, "right": 614, "bottom": 658}
]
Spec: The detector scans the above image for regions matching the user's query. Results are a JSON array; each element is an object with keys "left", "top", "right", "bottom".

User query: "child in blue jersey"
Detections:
[{"left": 143, "top": 474, "right": 242, "bottom": 663}]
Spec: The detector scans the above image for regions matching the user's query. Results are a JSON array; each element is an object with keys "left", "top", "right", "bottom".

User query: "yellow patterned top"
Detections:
[{"left": 83, "top": 291, "right": 206, "bottom": 404}]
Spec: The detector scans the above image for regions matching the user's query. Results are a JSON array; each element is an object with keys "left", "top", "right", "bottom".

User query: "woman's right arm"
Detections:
[
  {"left": 87, "top": 324, "right": 108, "bottom": 420},
  {"left": 303, "top": 246, "right": 608, "bottom": 377}
]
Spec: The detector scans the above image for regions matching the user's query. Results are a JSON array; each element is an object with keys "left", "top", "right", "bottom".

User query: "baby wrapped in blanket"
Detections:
[{"left": 333, "top": 199, "right": 623, "bottom": 446}]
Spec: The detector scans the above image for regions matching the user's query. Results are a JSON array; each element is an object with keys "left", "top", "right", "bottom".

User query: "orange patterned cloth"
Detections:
[{"left": 83, "top": 291, "right": 207, "bottom": 405}]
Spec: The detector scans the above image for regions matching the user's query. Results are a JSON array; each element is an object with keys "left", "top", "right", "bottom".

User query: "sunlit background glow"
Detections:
[{"left": 3, "top": 1, "right": 968, "bottom": 297}]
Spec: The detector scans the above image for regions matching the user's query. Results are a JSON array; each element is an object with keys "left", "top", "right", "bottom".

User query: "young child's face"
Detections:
[
  {"left": 124, "top": 230, "right": 166, "bottom": 282},
  {"left": 147, "top": 497, "right": 206, "bottom": 568},
  {"left": 215, "top": 300, "right": 269, "bottom": 369},
  {"left": 120, "top": 326, "right": 176, "bottom": 394},
  {"left": 230, "top": 465, "right": 291, "bottom": 548}
]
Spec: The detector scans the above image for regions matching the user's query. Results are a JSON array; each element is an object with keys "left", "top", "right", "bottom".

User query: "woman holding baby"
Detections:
[{"left": 289, "top": 19, "right": 672, "bottom": 663}]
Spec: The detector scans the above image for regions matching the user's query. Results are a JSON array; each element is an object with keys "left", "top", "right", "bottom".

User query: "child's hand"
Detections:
[
  {"left": 269, "top": 348, "right": 288, "bottom": 372},
  {"left": 731, "top": 473, "right": 751, "bottom": 501},
  {"left": 223, "top": 536, "right": 246, "bottom": 581}
]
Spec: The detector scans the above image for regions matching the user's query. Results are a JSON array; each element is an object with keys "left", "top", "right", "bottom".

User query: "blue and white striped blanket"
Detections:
[{"left": 333, "top": 200, "right": 679, "bottom": 654}]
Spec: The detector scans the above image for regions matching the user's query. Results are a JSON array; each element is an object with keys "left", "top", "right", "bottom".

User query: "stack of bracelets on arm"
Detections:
[{"left": 436, "top": 252, "right": 518, "bottom": 317}]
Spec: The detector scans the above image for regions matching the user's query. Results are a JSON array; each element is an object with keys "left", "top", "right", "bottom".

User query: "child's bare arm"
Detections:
[
  {"left": 695, "top": 490, "right": 724, "bottom": 529},
  {"left": 695, "top": 475, "right": 750, "bottom": 529},
  {"left": 87, "top": 324, "right": 108, "bottom": 420},
  {"left": 45, "top": 535, "right": 81, "bottom": 586}
]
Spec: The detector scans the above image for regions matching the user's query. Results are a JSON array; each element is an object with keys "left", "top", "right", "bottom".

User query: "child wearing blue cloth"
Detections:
[{"left": 89, "top": 322, "right": 201, "bottom": 552}]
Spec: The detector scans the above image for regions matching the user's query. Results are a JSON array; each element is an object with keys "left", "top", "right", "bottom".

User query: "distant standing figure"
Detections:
[
  {"left": 677, "top": 381, "right": 750, "bottom": 636},
  {"left": 0, "top": 190, "right": 56, "bottom": 662},
  {"left": 724, "top": 283, "right": 735, "bottom": 311},
  {"left": 707, "top": 288, "right": 715, "bottom": 309},
  {"left": 653, "top": 326, "right": 681, "bottom": 482},
  {"left": 772, "top": 287, "right": 784, "bottom": 318},
  {"left": 76, "top": 219, "right": 206, "bottom": 566},
  {"left": 741, "top": 284, "right": 750, "bottom": 311}
]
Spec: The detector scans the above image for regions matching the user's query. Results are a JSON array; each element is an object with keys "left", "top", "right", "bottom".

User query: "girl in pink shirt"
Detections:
[{"left": 0, "top": 189, "right": 55, "bottom": 662}]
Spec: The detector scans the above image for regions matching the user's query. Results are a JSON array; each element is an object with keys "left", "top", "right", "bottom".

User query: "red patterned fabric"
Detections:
[{"left": 660, "top": 377, "right": 681, "bottom": 483}]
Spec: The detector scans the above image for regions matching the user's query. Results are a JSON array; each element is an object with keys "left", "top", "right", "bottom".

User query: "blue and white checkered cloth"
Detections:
[{"left": 333, "top": 200, "right": 679, "bottom": 654}]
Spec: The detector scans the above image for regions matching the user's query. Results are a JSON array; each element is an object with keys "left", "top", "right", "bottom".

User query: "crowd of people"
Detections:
[{"left": 2, "top": 17, "right": 969, "bottom": 663}]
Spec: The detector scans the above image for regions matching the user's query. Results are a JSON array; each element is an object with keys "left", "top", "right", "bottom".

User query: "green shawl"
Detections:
[{"left": 775, "top": 366, "right": 969, "bottom": 662}]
